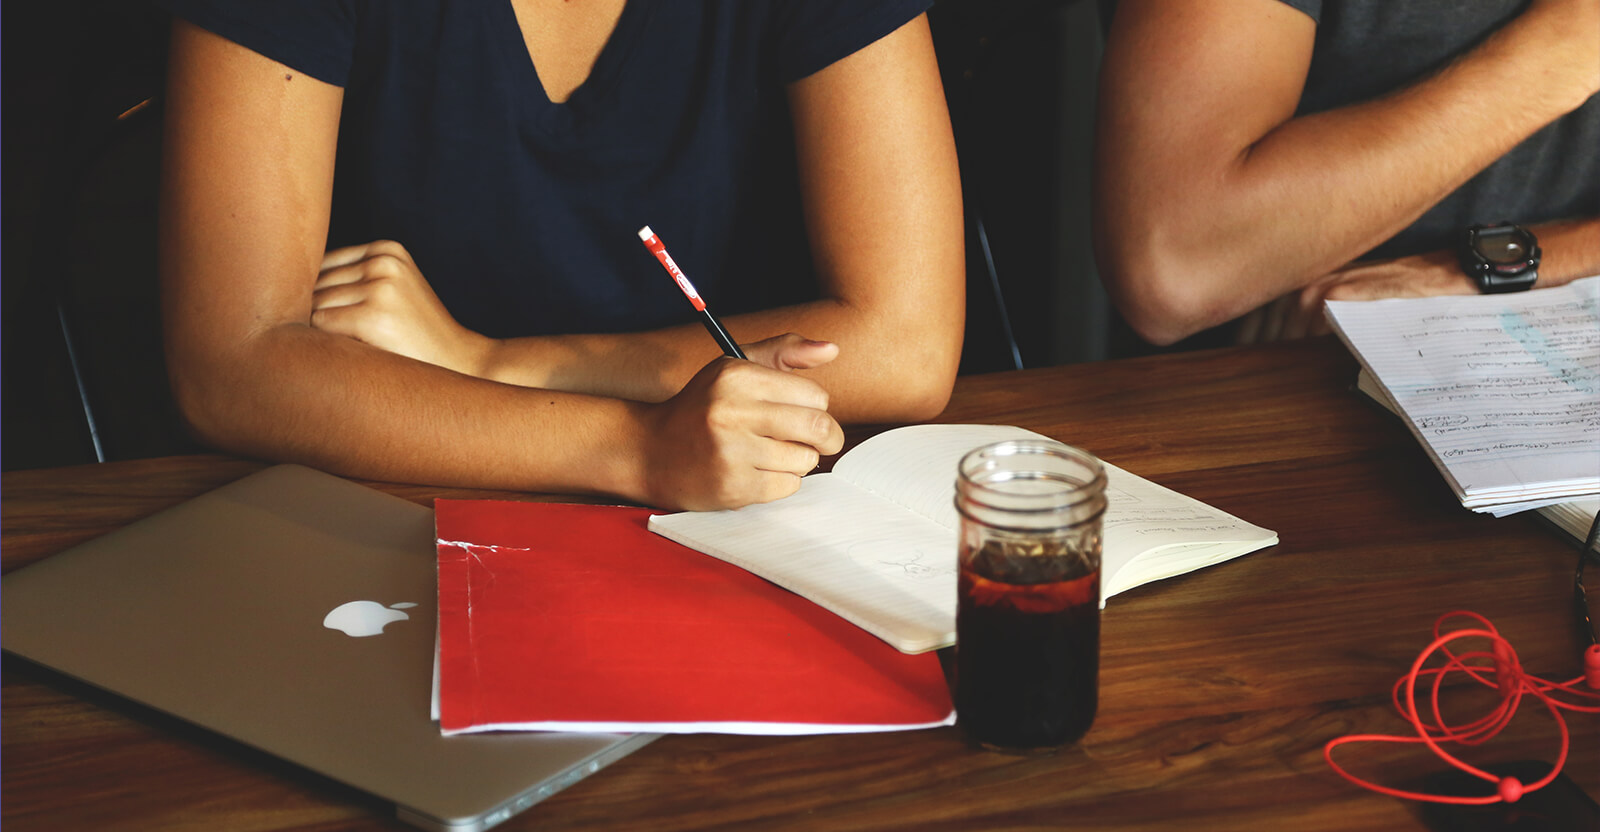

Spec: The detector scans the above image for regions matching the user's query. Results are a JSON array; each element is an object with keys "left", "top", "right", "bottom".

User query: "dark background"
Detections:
[
  {"left": 3, "top": 1, "right": 185, "bottom": 470},
  {"left": 0, "top": 0, "right": 1111, "bottom": 472}
]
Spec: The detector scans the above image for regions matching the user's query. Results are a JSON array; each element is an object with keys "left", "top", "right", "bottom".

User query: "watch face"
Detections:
[
  {"left": 1462, "top": 223, "right": 1538, "bottom": 291},
  {"left": 1477, "top": 228, "right": 1530, "bottom": 264}
]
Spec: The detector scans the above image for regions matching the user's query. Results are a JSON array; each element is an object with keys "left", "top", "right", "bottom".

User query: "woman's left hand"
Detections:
[{"left": 311, "top": 240, "right": 493, "bottom": 376}]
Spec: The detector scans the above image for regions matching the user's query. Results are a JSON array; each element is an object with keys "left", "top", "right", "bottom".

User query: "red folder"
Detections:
[{"left": 434, "top": 500, "right": 954, "bottom": 735}]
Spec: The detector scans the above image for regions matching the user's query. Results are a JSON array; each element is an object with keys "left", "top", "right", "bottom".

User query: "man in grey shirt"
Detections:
[{"left": 1093, "top": 0, "right": 1599, "bottom": 346}]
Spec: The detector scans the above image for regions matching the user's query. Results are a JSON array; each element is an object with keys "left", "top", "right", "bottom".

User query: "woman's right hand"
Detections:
[{"left": 636, "top": 335, "right": 844, "bottom": 511}]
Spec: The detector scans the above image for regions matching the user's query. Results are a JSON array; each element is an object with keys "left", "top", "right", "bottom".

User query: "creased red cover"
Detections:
[{"left": 435, "top": 500, "right": 953, "bottom": 735}]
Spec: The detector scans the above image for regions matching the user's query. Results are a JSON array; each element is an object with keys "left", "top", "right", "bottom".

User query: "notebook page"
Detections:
[
  {"left": 653, "top": 425, "right": 1279, "bottom": 650},
  {"left": 830, "top": 425, "right": 1275, "bottom": 606},
  {"left": 1099, "top": 463, "right": 1277, "bottom": 601},
  {"left": 832, "top": 424, "right": 1049, "bottom": 529},
  {"left": 649, "top": 475, "right": 958, "bottom": 653},
  {"left": 1326, "top": 276, "right": 1600, "bottom": 508}
]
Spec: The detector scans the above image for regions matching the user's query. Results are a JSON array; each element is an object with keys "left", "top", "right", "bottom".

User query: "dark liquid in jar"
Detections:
[{"left": 955, "top": 551, "right": 1100, "bottom": 752}]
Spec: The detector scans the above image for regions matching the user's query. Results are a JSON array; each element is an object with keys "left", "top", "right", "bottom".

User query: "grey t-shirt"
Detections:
[{"left": 1279, "top": 0, "right": 1599, "bottom": 259}]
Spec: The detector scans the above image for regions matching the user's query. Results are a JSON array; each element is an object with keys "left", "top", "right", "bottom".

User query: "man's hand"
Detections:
[
  {"left": 311, "top": 240, "right": 493, "bottom": 376},
  {"left": 1236, "top": 250, "right": 1476, "bottom": 343},
  {"left": 636, "top": 335, "right": 845, "bottom": 511}
]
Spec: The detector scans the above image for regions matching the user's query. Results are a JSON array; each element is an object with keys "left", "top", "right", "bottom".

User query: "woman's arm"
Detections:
[
  {"left": 1094, "top": 0, "right": 1600, "bottom": 345},
  {"left": 777, "top": 11, "right": 966, "bottom": 422},
  {"left": 308, "top": 14, "right": 966, "bottom": 424},
  {"left": 160, "top": 20, "right": 841, "bottom": 510}
]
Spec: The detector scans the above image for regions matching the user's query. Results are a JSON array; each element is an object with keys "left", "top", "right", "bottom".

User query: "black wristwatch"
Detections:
[{"left": 1459, "top": 222, "right": 1540, "bottom": 293}]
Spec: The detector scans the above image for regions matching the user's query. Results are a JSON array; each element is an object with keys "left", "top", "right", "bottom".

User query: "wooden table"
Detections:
[{"left": 4, "top": 337, "right": 1595, "bottom": 831}]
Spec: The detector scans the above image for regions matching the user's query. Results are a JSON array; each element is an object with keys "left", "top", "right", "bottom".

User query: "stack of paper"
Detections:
[
  {"left": 1538, "top": 497, "right": 1600, "bottom": 546},
  {"left": 1356, "top": 370, "right": 1600, "bottom": 538},
  {"left": 1327, "top": 276, "right": 1600, "bottom": 516}
]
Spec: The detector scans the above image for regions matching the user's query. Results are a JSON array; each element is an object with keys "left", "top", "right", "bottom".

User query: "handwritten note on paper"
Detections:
[{"left": 1326, "top": 276, "right": 1600, "bottom": 511}]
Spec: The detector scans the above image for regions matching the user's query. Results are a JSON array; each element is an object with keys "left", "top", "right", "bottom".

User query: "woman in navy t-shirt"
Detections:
[{"left": 156, "top": 1, "right": 964, "bottom": 509}]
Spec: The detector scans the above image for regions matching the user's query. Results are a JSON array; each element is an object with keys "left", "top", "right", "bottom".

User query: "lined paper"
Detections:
[{"left": 1327, "top": 276, "right": 1600, "bottom": 513}]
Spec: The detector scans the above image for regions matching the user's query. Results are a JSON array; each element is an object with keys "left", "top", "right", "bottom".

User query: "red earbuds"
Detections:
[{"left": 1324, "top": 612, "right": 1600, "bottom": 805}]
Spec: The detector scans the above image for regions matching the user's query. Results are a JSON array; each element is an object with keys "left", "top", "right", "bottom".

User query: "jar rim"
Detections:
[
  {"left": 952, "top": 499, "right": 1106, "bottom": 533},
  {"left": 956, "top": 439, "right": 1106, "bottom": 511}
]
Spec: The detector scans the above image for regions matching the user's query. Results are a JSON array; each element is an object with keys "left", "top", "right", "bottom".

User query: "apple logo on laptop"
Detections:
[{"left": 323, "top": 600, "right": 418, "bottom": 637}]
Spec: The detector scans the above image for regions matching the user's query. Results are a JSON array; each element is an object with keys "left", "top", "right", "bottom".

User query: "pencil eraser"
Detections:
[{"left": 637, "top": 226, "right": 654, "bottom": 241}]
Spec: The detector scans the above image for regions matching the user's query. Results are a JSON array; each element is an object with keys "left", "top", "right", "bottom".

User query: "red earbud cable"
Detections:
[{"left": 1324, "top": 611, "right": 1600, "bottom": 804}]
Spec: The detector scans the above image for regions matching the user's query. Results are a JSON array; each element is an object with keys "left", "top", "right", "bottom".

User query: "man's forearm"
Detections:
[
  {"left": 1096, "top": 0, "right": 1599, "bottom": 344},
  {"left": 1228, "top": 6, "right": 1598, "bottom": 289}
]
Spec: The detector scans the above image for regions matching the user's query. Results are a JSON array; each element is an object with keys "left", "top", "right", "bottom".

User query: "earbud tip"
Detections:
[
  {"left": 1584, "top": 644, "right": 1600, "bottom": 690},
  {"left": 1497, "top": 777, "right": 1524, "bottom": 803}
]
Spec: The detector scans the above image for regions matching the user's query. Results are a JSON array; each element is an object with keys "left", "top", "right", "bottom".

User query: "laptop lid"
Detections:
[{"left": 1, "top": 464, "right": 657, "bottom": 832}]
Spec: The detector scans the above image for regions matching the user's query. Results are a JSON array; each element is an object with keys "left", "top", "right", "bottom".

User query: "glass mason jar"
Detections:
[{"left": 953, "top": 439, "right": 1106, "bottom": 754}]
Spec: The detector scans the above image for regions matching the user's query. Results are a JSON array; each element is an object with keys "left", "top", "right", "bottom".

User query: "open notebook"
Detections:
[{"left": 649, "top": 424, "right": 1278, "bottom": 653}]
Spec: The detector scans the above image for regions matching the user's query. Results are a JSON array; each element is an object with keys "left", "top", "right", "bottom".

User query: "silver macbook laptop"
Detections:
[{"left": 1, "top": 464, "right": 657, "bottom": 831}]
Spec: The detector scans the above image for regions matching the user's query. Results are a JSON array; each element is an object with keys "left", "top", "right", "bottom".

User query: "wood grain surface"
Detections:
[{"left": 5, "top": 336, "right": 1596, "bottom": 831}]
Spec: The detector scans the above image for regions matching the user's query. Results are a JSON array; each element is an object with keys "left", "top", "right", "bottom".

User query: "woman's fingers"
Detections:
[
  {"left": 320, "top": 239, "right": 414, "bottom": 271},
  {"left": 741, "top": 333, "right": 840, "bottom": 372},
  {"left": 310, "top": 278, "right": 371, "bottom": 311}
]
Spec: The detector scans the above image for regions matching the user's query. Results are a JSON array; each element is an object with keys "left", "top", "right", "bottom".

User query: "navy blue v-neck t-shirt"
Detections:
[{"left": 157, "top": 0, "right": 932, "bottom": 338}]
